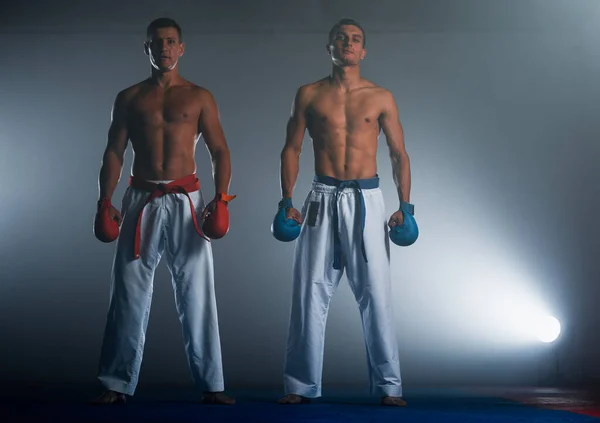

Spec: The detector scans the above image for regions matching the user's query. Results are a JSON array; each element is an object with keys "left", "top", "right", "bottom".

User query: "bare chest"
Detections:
[
  {"left": 308, "top": 93, "right": 382, "bottom": 132},
  {"left": 130, "top": 91, "right": 201, "bottom": 128}
]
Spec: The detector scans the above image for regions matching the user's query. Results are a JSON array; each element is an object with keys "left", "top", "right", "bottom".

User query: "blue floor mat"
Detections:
[{"left": 1, "top": 387, "right": 598, "bottom": 423}]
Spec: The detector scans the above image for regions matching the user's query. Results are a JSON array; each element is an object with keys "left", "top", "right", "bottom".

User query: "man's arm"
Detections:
[
  {"left": 199, "top": 89, "right": 232, "bottom": 194},
  {"left": 280, "top": 86, "right": 309, "bottom": 199},
  {"left": 98, "top": 91, "right": 130, "bottom": 202},
  {"left": 379, "top": 91, "right": 411, "bottom": 203}
]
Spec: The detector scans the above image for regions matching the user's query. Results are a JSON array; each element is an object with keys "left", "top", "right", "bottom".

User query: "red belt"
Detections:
[{"left": 128, "top": 174, "right": 208, "bottom": 260}]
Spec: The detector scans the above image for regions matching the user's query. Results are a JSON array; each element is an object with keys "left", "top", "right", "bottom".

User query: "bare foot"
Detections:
[
  {"left": 202, "top": 392, "right": 235, "bottom": 405},
  {"left": 278, "top": 394, "right": 311, "bottom": 405},
  {"left": 381, "top": 396, "right": 407, "bottom": 407},
  {"left": 91, "top": 390, "right": 126, "bottom": 405}
]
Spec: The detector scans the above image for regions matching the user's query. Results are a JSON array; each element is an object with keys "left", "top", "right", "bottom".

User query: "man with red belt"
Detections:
[{"left": 92, "top": 17, "right": 235, "bottom": 405}]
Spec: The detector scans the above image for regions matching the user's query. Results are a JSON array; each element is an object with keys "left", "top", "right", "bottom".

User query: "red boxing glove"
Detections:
[
  {"left": 202, "top": 193, "right": 236, "bottom": 239},
  {"left": 94, "top": 198, "right": 120, "bottom": 243}
]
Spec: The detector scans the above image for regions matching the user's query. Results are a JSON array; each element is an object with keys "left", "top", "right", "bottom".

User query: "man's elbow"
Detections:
[
  {"left": 211, "top": 145, "right": 230, "bottom": 162},
  {"left": 103, "top": 147, "right": 125, "bottom": 166},
  {"left": 400, "top": 151, "right": 410, "bottom": 164},
  {"left": 390, "top": 149, "right": 409, "bottom": 165},
  {"left": 281, "top": 144, "right": 302, "bottom": 160}
]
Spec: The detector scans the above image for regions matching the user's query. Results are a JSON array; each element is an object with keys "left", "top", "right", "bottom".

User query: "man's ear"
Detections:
[{"left": 144, "top": 41, "right": 150, "bottom": 56}]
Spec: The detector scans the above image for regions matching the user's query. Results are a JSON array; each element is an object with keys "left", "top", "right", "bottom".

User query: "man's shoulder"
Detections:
[
  {"left": 179, "top": 81, "right": 216, "bottom": 103},
  {"left": 304, "top": 77, "right": 330, "bottom": 89},
  {"left": 294, "top": 77, "right": 329, "bottom": 102},
  {"left": 306, "top": 77, "right": 333, "bottom": 91},
  {"left": 361, "top": 79, "right": 393, "bottom": 97},
  {"left": 114, "top": 80, "right": 149, "bottom": 103},
  {"left": 363, "top": 82, "right": 397, "bottom": 111}
]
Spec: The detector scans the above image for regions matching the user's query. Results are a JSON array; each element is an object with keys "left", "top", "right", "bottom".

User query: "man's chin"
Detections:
[
  {"left": 153, "top": 64, "right": 175, "bottom": 72},
  {"left": 333, "top": 58, "right": 359, "bottom": 67}
]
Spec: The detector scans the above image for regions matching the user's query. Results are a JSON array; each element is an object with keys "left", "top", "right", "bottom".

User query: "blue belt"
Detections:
[{"left": 314, "top": 174, "right": 379, "bottom": 270}]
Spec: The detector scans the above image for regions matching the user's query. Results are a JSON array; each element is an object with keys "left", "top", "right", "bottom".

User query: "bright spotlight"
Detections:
[{"left": 536, "top": 316, "right": 561, "bottom": 343}]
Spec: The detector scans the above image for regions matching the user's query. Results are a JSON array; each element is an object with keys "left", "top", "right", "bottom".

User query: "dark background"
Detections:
[{"left": 0, "top": 0, "right": 598, "bottom": 391}]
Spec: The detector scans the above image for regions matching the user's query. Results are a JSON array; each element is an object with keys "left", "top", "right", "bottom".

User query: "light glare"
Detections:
[{"left": 536, "top": 315, "right": 561, "bottom": 343}]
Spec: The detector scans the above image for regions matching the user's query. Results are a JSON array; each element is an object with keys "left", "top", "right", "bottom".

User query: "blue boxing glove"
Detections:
[
  {"left": 389, "top": 201, "right": 419, "bottom": 247},
  {"left": 271, "top": 198, "right": 301, "bottom": 242}
]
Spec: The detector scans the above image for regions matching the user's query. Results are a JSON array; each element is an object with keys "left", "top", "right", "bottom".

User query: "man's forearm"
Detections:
[
  {"left": 280, "top": 147, "right": 300, "bottom": 199},
  {"left": 392, "top": 153, "right": 411, "bottom": 203},
  {"left": 98, "top": 150, "right": 124, "bottom": 201},
  {"left": 212, "top": 148, "right": 232, "bottom": 194}
]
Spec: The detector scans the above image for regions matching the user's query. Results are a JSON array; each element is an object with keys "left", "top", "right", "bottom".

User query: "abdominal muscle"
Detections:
[
  {"left": 129, "top": 123, "right": 199, "bottom": 181},
  {"left": 312, "top": 132, "right": 379, "bottom": 181}
]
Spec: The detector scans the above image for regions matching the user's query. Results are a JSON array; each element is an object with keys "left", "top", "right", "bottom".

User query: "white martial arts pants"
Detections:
[
  {"left": 283, "top": 178, "right": 402, "bottom": 398},
  {"left": 97, "top": 182, "right": 224, "bottom": 395}
]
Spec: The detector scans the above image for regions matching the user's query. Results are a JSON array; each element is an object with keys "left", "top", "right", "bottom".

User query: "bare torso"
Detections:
[
  {"left": 305, "top": 77, "right": 388, "bottom": 180},
  {"left": 123, "top": 78, "right": 204, "bottom": 180}
]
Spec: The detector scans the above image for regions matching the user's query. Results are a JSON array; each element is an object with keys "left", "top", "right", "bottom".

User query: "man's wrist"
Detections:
[
  {"left": 400, "top": 200, "right": 414, "bottom": 215},
  {"left": 97, "top": 197, "right": 111, "bottom": 209},
  {"left": 215, "top": 192, "right": 236, "bottom": 203},
  {"left": 279, "top": 197, "right": 293, "bottom": 209}
]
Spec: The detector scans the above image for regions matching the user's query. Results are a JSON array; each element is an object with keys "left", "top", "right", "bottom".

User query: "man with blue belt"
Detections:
[{"left": 274, "top": 18, "right": 414, "bottom": 407}]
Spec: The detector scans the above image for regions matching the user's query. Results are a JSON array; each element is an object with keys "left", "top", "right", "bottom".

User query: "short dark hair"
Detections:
[
  {"left": 328, "top": 18, "right": 366, "bottom": 47},
  {"left": 146, "top": 18, "right": 183, "bottom": 42}
]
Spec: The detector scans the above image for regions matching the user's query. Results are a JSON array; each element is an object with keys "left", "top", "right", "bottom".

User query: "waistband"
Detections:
[
  {"left": 313, "top": 174, "right": 380, "bottom": 190},
  {"left": 129, "top": 174, "right": 200, "bottom": 193},
  {"left": 128, "top": 174, "right": 206, "bottom": 260}
]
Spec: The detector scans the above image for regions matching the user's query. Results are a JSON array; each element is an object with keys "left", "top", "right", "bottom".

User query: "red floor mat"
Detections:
[{"left": 481, "top": 387, "right": 600, "bottom": 418}]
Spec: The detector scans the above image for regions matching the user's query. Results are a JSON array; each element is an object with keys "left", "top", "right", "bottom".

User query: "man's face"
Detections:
[
  {"left": 145, "top": 27, "right": 184, "bottom": 72},
  {"left": 327, "top": 24, "right": 366, "bottom": 66}
]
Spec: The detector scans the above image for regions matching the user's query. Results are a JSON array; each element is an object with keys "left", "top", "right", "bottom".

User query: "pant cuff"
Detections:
[
  {"left": 284, "top": 381, "right": 321, "bottom": 398},
  {"left": 199, "top": 381, "right": 225, "bottom": 392},
  {"left": 98, "top": 376, "right": 137, "bottom": 396},
  {"left": 374, "top": 384, "right": 403, "bottom": 397}
]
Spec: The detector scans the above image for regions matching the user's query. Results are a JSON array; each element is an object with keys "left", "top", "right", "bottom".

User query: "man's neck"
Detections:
[
  {"left": 150, "top": 68, "right": 181, "bottom": 89},
  {"left": 330, "top": 64, "right": 361, "bottom": 91}
]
